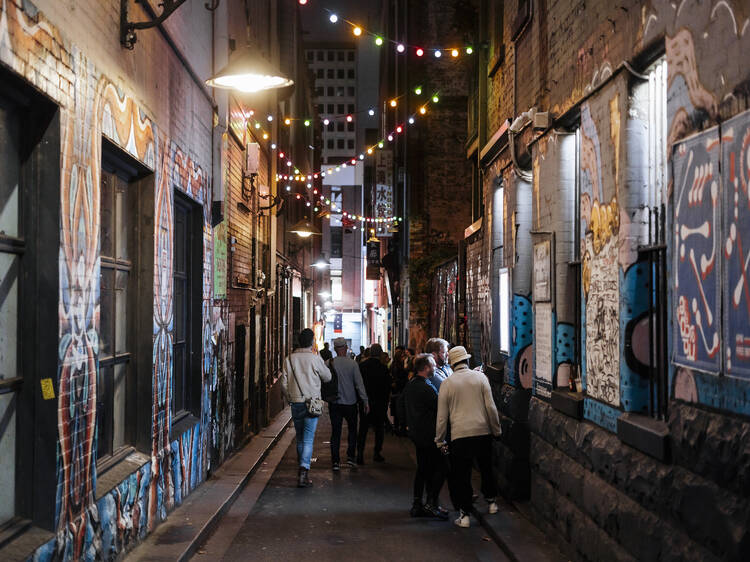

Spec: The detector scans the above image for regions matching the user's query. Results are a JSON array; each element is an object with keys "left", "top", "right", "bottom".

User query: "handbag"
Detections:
[
  {"left": 288, "top": 356, "right": 324, "bottom": 417},
  {"left": 321, "top": 359, "right": 340, "bottom": 403}
]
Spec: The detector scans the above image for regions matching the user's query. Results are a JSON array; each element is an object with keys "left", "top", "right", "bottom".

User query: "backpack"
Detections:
[{"left": 321, "top": 359, "right": 340, "bottom": 403}]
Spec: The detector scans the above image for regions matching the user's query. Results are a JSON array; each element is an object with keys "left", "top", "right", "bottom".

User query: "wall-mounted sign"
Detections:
[
  {"left": 333, "top": 313, "right": 343, "bottom": 334},
  {"left": 533, "top": 237, "right": 553, "bottom": 303},
  {"left": 213, "top": 220, "right": 227, "bottom": 299},
  {"left": 367, "top": 240, "right": 381, "bottom": 266},
  {"left": 375, "top": 150, "right": 394, "bottom": 237}
]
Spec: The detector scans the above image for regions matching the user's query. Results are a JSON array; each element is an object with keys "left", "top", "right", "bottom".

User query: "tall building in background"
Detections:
[{"left": 303, "top": 3, "right": 382, "bottom": 350}]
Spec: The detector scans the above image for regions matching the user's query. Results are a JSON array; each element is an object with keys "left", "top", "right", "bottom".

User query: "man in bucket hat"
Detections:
[{"left": 435, "top": 346, "right": 501, "bottom": 528}]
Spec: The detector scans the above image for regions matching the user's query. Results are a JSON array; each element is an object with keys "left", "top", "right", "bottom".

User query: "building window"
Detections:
[
  {"left": 316, "top": 88, "right": 324, "bottom": 98},
  {"left": 327, "top": 68, "right": 334, "bottom": 79},
  {"left": 337, "top": 104, "right": 345, "bottom": 114},
  {"left": 337, "top": 51, "right": 345, "bottom": 61},
  {"left": 328, "top": 121, "right": 335, "bottom": 131},
  {"left": 347, "top": 122, "right": 354, "bottom": 132},
  {"left": 347, "top": 103, "right": 355, "bottom": 113},
  {"left": 336, "top": 87, "right": 345, "bottom": 97},
  {"left": 327, "top": 87, "right": 334, "bottom": 97},
  {"left": 347, "top": 139, "right": 354, "bottom": 149},
  {"left": 327, "top": 139, "right": 334, "bottom": 149},
  {"left": 98, "top": 169, "right": 133, "bottom": 462},
  {"left": 347, "top": 86, "right": 355, "bottom": 97},
  {"left": 347, "top": 51, "right": 355, "bottom": 61},
  {"left": 173, "top": 191, "right": 202, "bottom": 418},
  {"left": 327, "top": 51, "right": 335, "bottom": 61},
  {"left": 337, "top": 68, "right": 345, "bottom": 79},
  {"left": 331, "top": 273, "right": 343, "bottom": 302},
  {"left": 306, "top": 51, "right": 313, "bottom": 61},
  {"left": 0, "top": 76, "right": 60, "bottom": 530},
  {"left": 316, "top": 68, "right": 324, "bottom": 79},
  {"left": 337, "top": 122, "right": 345, "bottom": 132},
  {"left": 347, "top": 68, "right": 355, "bottom": 79},
  {"left": 317, "top": 50, "right": 324, "bottom": 61},
  {"left": 327, "top": 103, "right": 334, "bottom": 113},
  {"left": 337, "top": 139, "right": 345, "bottom": 149},
  {"left": 318, "top": 103, "right": 325, "bottom": 114}
]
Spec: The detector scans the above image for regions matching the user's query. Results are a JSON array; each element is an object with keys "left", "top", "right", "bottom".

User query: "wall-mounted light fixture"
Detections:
[
  {"left": 206, "top": 48, "right": 294, "bottom": 93},
  {"left": 289, "top": 219, "right": 321, "bottom": 238}
]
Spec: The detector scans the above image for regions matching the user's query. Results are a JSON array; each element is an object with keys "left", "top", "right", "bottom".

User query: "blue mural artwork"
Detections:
[
  {"left": 722, "top": 111, "right": 750, "bottom": 379},
  {"left": 510, "top": 294, "right": 533, "bottom": 389},
  {"left": 621, "top": 262, "right": 651, "bottom": 412},
  {"left": 672, "top": 127, "right": 721, "bottom": 373}
]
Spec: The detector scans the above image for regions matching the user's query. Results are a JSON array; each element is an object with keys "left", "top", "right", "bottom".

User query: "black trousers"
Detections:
[
  {"left": 358, "top": 403, "right": 386, "bottom": 456},
  {"left": 413, "top": 444, "right": 446, "bottom": 504},
  {"left": 329, "top": 403, "right": 358, "bottom": 463},
  {"left": 448, "top": 435, "right": 497, "bottom": 512}
]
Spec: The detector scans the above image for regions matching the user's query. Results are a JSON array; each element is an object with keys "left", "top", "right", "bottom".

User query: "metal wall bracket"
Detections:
[{"left": 120, "top": 0, "right": 196, "bottom": 50}]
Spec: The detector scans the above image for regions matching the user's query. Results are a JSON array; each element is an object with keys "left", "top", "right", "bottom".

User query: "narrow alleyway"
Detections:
[{"left": 195, "top": 415, "right": 509, "bottom": 561}]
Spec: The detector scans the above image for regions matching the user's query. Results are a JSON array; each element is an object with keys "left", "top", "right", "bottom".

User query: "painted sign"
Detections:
[
  {"left": 533, "top": 238, "right": 552, "bottom": 302},
  {"left": 534, "top": 302, "right": 553, "bottom": 397},
  {"left": 333, "top": 313, "right": 343, "bottom": 334},
  {"left": 213, "top": 221, "right": 227, "bottom": 299},
  {"left": 673, "top": 127, "right": 720, "bottom": 373}
]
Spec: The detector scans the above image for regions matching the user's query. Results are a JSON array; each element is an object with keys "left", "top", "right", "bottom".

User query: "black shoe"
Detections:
[
  {"left": 423, "top": 503, "right": 450, "bottom": 520},
  {"left": 332, "top": 462, "right": 340, "bottom": 472},
  {"left": 297, "top": 467, "right": 312, "bottom": 488},
  {"left": 346, "top": 458, "right": 358, "bottom": 471},
  {"left": 410, "top": 501, "right": 429, "bottom": 517},
  {"left": 373, "top": 453, "right": 385, "bottom": 462}
]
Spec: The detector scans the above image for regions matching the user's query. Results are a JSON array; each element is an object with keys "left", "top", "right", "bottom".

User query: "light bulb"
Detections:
[
  {"left": 396, "top": 43, "right": 405, "bottom": 53},
  {"left": 298, "top": 0, "right": 307, "bottom": 4},
  {"left": 414, "top": 86, "right": 422, "bottom": 95},
  {"left": 284, "top": 118, "right": 291, "bottom": 125},
  {"left": 353, "top": 26, "right": 362, "bottom": 36},
  {"left": 388, "top": 134, "right": 394, "bottom": 141},
  {"left": 465, "top": 46, "right": 473, "bottom": 54},
  {"left": 367, "top": 147, "right": 373, "bottom": 154},
  {"left": 368, "top": 108, "right": 375, "bottom": 116},
  {"left": 359, "top": 154, "right": 365, "bottom": 159},
  {"left": 267, "top": 114, "right": 273, "bottom": 121},
  {"left": 416, "top": 48, "right": 424, "bottom": 57},
  {"left": 451, "top": 48, "right": 459, "bottom": 57},
  {"left": 434, "top": 50, "right": 442, "bottom": 58},
  {"left": 304, "top": 119, "right": 311, "bottom": 126},
  {"left": 390, "top": 99, "right": 397, "bottom": 107},
  {"left": 262, "top": 132, "right": 269, "bottom": 139},
  {"left": 287, "top": 161, "right": 292, "bottom": 166},
  {"left": 408, "top": 117, "right": 415, "bottom": 124},
  {"left": 271, "top": 143, "right": 277, "bottom": 149},
  {"left": 432, "top": 95, "right": 439, "bottom": 103},
  {"left": 286, "top": 185, "right": 291, "bottom": 191},
  {"left": 254, "top": 122, "right": 261, "bottom": 129},
  {"left": 375, "top": 36, "right": 383, "bottom": 46},
  {"left": 378, "top": 141, "right": 384, "bottom": 148},
  {"left": 419, "top": 106, "right": 427, "bottom": 114},
  {"left": 346, "top": 114, "right": 353, "bottom": 122},
  {"left": 396, "top": 125, "right": 403, "bottom": 133},
  {"left": 329, "top": 14, "right": 338, "bottom": 23}
]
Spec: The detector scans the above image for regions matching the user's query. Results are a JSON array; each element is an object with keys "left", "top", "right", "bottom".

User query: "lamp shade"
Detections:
[
  {"left": 206, "top": 49, "right": 294, "bottom": 93},
  {"left": 289, "top": 219, "right": 321, "bottom": 238}
]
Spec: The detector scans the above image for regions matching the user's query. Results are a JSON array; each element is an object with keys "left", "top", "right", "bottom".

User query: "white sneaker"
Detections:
[
  {"left": 488, "top": 501, "right": 499, "bottom": 514},
  {"left": 454, "top": 510, "right": 470, "bottom": 528}
]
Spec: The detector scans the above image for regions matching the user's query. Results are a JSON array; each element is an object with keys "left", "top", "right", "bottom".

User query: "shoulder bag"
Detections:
[{"left": 289, "top": 355, "right": 324, "bottom": 417}]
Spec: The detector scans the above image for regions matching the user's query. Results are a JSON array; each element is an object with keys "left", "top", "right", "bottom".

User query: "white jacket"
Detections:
[
  {"left": 281, "top": 349, "right": 332, "bottom": 403},
  {"left": 435, "top": 364, "right": 501, "bottom": 444}
]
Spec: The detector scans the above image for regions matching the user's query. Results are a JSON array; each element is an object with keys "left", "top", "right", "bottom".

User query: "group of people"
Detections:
[{"left": 280, "top": 330, "right": 501, "bottom": 528}]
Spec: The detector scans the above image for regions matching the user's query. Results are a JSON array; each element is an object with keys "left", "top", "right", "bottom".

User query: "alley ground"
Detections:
[{"left": 128, "top": 410, "right": 566, "bottom": 562}]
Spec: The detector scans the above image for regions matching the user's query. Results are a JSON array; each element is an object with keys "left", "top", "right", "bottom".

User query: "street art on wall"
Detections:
[
  {"left": 722, "top": 111, "right": 750, "bottom": 379},
  {"left": 672, "top": 127, "right": 720, "bottom": 372},
  {"left": 512, "top": 295, "right": 533, "bottom": 389},
  {"left": 534, "top": 303, "right": 553, "bottom": 397}
]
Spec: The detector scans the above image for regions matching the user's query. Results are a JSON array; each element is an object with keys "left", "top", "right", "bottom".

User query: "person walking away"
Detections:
[
  {"left": 281, "top": 328, "right": 332, "bottom": 488},
  {"left": 355, "top": 345, "right": 366, "bottom": 363},
  {"left": 435, "top": 346, "right": 501, "bottom": 528},
  {"left": 328, "top": 337, "right": 369, "bottom": 471},
  {"left": 357, "top": 343, "right": 391, "bottom": 463},
  {"left": 390, "top": 346, "right": 409, "bottom": 435},
  {"left": 320, "top": 342, "right": 333, "bottom": 361},
  {"left": 425, "top": 338, "right": 452, "bottom": 391},
  {"left": 404, "top": 354, "right": 449, "bottom": 520}
]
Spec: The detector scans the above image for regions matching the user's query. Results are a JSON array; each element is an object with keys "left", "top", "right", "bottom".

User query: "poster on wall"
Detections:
[
  {"left": 534, "top": 302, "right": 553, "bottom": 398},
  {"left": 375, "top": 150, "right": 394, "bottom": 237},
  {"left": 721, "top": 112, "right": 750, "bottom": 379},
  {"left": 333, "top": 313, "right": 343, "bottom": 334},
  {"left": 533, "top": 237, "right": 553, "bottom": 302},
  {"left": 673, "top": 127, "right": 721, "bottom": 373},
  {"left": 213, "top": 220, "right": 227, "bottom": 299}
]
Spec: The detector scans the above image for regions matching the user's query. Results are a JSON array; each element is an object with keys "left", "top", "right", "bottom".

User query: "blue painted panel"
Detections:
[
  {"left": 583, "top": 398, "right": 621, "bottom": 433},
  {"left": 672, "top": 128, "right": 721, "bottom": 372},
  {"left": 721, "top": 111, "right": 750, "bottom": 379}
]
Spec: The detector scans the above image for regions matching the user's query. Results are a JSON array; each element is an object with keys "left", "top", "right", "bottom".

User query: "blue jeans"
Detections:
[{"left": 290, "top": 402, "right": 319, "bottom": 469}]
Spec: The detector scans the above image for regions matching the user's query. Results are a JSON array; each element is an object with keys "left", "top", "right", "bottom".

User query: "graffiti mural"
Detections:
[
  {"left": 722, "top": 111, "right": 750, "bottom": 379},
  {"left": 511, "top": 295, "right": 533, "bottom": 389},
  {"left": 672, "top": 127, "right": 721, "bottom": 372}
]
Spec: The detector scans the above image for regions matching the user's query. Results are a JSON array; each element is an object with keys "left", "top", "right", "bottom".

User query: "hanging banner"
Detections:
[
  {"left": 375, "top": 150, "right": 394, "bottom": 237},
  {"left": 333, "top": 313, "right": 343, "bottom": 334},
  {"left": 213, "top": 220, "right": 227, "bottom": 299}
]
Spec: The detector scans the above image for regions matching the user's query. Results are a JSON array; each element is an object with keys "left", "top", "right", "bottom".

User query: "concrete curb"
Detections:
[
  {"left": 472, "top": 508, "right": 519, "bottom": 562},
  {"left": 178, "top": 410, "right": 292, "bottom": 561}
]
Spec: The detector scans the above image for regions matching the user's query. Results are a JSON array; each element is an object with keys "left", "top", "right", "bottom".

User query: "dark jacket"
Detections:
[
  {"left": 359, "top": 357, "right": 391, "bottom": 410},
  {"left": 403, "top": 376, "right": 438, "bottom": 448}
]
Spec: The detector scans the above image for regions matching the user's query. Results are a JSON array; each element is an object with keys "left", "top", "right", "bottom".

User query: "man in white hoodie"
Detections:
[
  {"left": 435, "top": 346, "right": 501, "bottom": 528},
  {"left": 281, "top": 328, "right": 332, "bottom": 488}
]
